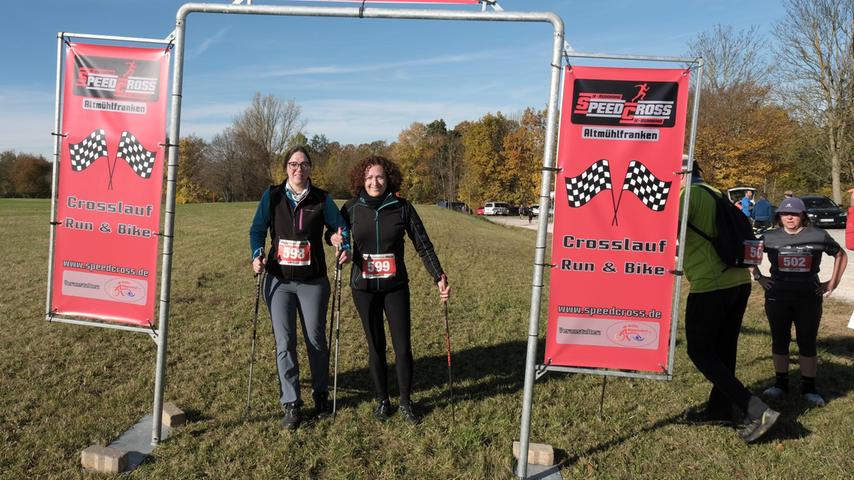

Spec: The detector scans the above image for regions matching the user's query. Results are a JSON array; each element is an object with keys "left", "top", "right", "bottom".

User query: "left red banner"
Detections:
[{"left": 51, "top": 43, "right": 169, "bottom": 326}]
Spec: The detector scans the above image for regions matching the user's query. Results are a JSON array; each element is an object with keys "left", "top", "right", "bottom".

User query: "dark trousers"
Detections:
[
  {"left": 685, "top": 283, "right": 753, "bottom": 415},
  {"left": 352, "top": 286, "right": 413, "bottom": 404}
]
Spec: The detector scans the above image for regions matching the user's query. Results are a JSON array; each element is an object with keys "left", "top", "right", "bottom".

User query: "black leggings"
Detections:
[
  {"left": 764, "top": 297, "right": 821, "bottom": 357},
  {"left": 352, "top": 286, "right": 413, "bottom": 404}
]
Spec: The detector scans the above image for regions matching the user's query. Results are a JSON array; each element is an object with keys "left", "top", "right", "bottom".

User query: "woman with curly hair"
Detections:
[{"left": 339, "top": 155, "right": 450, "bottom": 424}]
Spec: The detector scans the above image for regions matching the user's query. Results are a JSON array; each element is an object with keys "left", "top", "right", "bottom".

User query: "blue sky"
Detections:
[{"left": 2, "top": 0, "right": 786, "bottom": 157}]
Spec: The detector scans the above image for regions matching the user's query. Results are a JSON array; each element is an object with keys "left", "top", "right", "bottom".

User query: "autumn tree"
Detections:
[
  {"left": 0, "top": 151, "right": 14, "bottom": 196},
  {"left": 459, "top": 112, "right": 517, "bottom": 207},
  {"left": 688, "top": 25, "right": 794, "bottom": 192},
  {"left": 774, "top": 0, "right": 854, "bottom": 202},
  {"left": 232, "top": 92, "right": 306, "bottom": 185},
  {"left": 501, "top": 108, "right": 545, "bottom": 207},
  {"left": 176, "top": 135, "right": 212, "bottom": 203},
  {"left": 5, "top": 153, "right": 52, "bottom": 197}
]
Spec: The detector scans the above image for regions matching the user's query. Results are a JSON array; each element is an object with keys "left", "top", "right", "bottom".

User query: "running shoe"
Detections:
[
  {"left": 762, "top": 386, "right": 787, "bottom": 399},
  {"left": 281, "top": 402, "right": 301, "bottom": 430},
  {"left": 802, "top": 392, "right": 826, "bottom": 407},
  {"left": 398, "top": 403, "right": 420, "bottom": 425},
  {"left": 739, "top": 407, "right": 780, "bottom": 443}
]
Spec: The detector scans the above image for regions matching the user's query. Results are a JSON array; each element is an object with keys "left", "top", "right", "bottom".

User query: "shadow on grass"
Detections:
[{"left": 329, "top": 339, "right": 550, "bottom": 416}]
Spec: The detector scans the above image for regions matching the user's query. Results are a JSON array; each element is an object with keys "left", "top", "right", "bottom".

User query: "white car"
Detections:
[
  {"left": 483, "top": 201, "right": 511, "bottom": 216},
  {"left": 530, "top": 204, "right": 540, "bottom": 216}
]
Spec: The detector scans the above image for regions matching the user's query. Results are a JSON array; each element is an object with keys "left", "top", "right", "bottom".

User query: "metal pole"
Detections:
[
  {"left": 45, "top": 33, "right": 65, "bottom": 321},
  {"left": 516, "top": 19, "right": 564, "bottom": 480},
  {"left": 151, "top": 14, "right": 186, "bottom": 446},
  {"left": 667, "top": 58, "right": 704, "bottom": 376}
]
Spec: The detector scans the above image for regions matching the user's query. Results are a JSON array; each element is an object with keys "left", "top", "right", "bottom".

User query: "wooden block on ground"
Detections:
[
  {"left": 81, "top": 445, "right": 128, "bottom": 473},
  {"left": 513, "top": 441, "right": 555, "bottom": 466},
  {"left": 162, "top": 402, "right": 185, "bottom": 427}
]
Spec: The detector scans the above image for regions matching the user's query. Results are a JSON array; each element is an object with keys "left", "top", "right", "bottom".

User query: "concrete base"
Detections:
[
  {"left": 81, "top": 445, "right": 128, "bottom": 473},
  {"left": 105, "top": 413, "right": 173, "bottom": 472},
  {"left": 513, "top": 441, "right": 555, "bottom": 466},
  {"left": 511, "top": 461, "right": 564, "bottom": 480},
  {"left": 162, "top": 402, "right": 186, "bottom": 427}
]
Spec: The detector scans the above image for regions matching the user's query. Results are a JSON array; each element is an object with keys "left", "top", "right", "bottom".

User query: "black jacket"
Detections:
[
  {"left": 265, "top": 183, "right": 330, "bottom": 281},
  {"left": 341, "top": 192, "right": 444, "bottom": 292}
]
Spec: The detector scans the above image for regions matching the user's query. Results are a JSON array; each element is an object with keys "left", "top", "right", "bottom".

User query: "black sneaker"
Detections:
[
  {"left": 313, "top": 392, "right": 332, "bottom": 418},
  {"left": 373, "top": 399, "right": 391, "bottom": 421},
  {"left": 679, "top": 406, "right": 736, "bottom": 426},
  {"left": 398, "top": 403, "right": 420, "bottom": 425},
  {"left": 281, "top": 402, "right": 301, "bottom": 430}
]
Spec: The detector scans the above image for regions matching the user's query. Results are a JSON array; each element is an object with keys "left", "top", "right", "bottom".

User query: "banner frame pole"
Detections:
[
  {"left": 60, "top": 32, "right": 172, "bottom": 45},
  {"left": 516, "top": 19, "right": 565, "bottom": 480},
  {"left": 668, "top": 58, "right": 704, "bottom": 376},
  {"left": 151, "top": 18, "right": 185, "bottom": 447},
  {"left": 48, "top": 316, "right": 158, "bottom": 336},
  {"left": 45, "top": 33, "right": 65, "bottom": 322}
]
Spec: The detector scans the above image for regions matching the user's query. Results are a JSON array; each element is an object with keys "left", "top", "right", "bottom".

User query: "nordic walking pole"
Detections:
[
  {"left": 442, "top": 299, "right": 455, "bottom": 422},
  {"left": 332, "top": 248, "right": 344, "bottom": 417},
  {"left": 246, "top": 270, "right": 264, "bottom": 416}
]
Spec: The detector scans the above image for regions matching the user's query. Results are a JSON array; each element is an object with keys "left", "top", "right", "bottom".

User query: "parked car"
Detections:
[
  {"left": 437, "top": 200, "right": 472, "bottom": 214},
  {"left": 483, "top": 201, "right": 511, "bottom": 216},
  {"left": 530, "top": 204, "right": 539, "bottom": 216},
  {"left": 475, "top": 207, "right": 485, "bottom": 215},
  {"left": 726, "top": 186, "right": 756, "bottom": 204},
  {"left": 802, "top": 195, "right": 847, "bottom": 228}
]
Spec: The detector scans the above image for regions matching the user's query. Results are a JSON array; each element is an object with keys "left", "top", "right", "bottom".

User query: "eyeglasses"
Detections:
[
  {"left": 287, "top": 162, "right": 311, "bottom": 170},
  {"left": 779, "top": 212, "right": 801, "bottom": 217}
]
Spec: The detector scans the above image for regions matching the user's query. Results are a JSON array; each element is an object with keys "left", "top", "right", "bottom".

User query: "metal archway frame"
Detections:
[{"left": 158, "top": 4, "right": 564, "bottom": 479}]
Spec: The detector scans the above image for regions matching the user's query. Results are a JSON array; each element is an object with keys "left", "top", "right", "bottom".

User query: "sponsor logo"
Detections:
[
  {"left": 105, "top": 277, "right": 146, "bottom": 303},
  {"left": 571, "top": 80, "right": 678, "bottom": 127},
  {"left": 605, "top": 322, "right": 658, "bottom": 348},
  {"left": 73, "top": 55, "right": 161, "bottom": 101}
]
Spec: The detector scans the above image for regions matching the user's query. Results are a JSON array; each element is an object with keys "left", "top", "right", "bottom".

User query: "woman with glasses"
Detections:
[
  {"left": 339, "top": 155, "right": 449, "bottom": 424},
  {"left": 248, "top": 145, "right": 349, "bottom": 429},
  {"left": 751, "top": 197, "right": 847, "bottom": 407}
]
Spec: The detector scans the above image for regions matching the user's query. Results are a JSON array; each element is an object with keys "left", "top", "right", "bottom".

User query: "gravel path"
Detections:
[{"left": 485, "top": 215, "right": 854, "bottom": 305}]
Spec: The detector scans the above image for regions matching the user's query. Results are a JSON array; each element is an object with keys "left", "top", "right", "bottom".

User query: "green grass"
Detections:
[{"left": 1, "top": 198, "right": 852, "bottom": 479}]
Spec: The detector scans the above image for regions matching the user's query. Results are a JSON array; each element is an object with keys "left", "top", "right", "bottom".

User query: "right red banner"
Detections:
[{"left": 544, "top": 66, "right": 690, "bottom": 373}]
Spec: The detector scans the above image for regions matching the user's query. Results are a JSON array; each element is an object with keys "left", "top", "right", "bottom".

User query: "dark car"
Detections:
[
  {"left": 802, "top": 195, "right": 847, "bottom": 228},
  {"left": 437, "top": 200, "right": 472, "bottom": 214}
]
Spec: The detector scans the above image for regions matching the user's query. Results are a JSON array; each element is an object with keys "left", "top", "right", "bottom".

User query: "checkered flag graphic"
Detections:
[
  {"left": 621, "top": 160, "right": 671, "bottom": 211},
  {"left": 117, "top": 131, "right": 156, "bottom": 179},
  {"left": 68, "top": 129, "right": 107, "bottom": 172},
  {"left": 565, "top": 159, "right": 613, "bottom": 207}
]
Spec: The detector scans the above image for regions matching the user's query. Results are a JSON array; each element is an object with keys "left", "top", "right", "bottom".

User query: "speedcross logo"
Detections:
[
  {"left": 571, "top": 79, "right": 678, "bottom": 127},
  {"left": 73, "top": 54, "right": 160, "bottom": 101}
]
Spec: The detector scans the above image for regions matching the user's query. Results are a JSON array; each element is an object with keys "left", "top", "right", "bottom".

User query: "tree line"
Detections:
[{"left": 3, "top": 0, "right": 852, "bottom": 206}]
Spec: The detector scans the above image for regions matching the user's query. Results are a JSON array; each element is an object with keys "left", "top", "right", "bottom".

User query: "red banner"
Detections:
[
  {"left": 50, "top": 43, "right": 169, "bottom": 326},
  {"left": 544, "top": 66, "right": 690, "bottom": 373}
]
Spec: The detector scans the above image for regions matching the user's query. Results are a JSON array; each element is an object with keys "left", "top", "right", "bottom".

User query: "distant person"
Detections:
[
  {"left": 340, "top": 155, "right": 450, "bottom": 424},
  {"left": 753, "top": 192, "right": 773, "bottom": 231},
  {"left": 248, "top": 146, "right": 350, "bottom": 430},
  {"left": 740, "top": 190, "right": 754, "bottom": 218},
  {"left": 527, "top": 205, "right": 534, "bottom": 224},
  {"left": 753, "top": 197, "right": 847, "bottom": 407},
  {"left": 680, "top": 158, "right": 779, "bottom": 442}
]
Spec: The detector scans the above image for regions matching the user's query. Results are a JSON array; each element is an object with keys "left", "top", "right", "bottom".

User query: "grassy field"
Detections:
[{"left": 1, "top": 198, "right": 852, "bottom": 479}]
